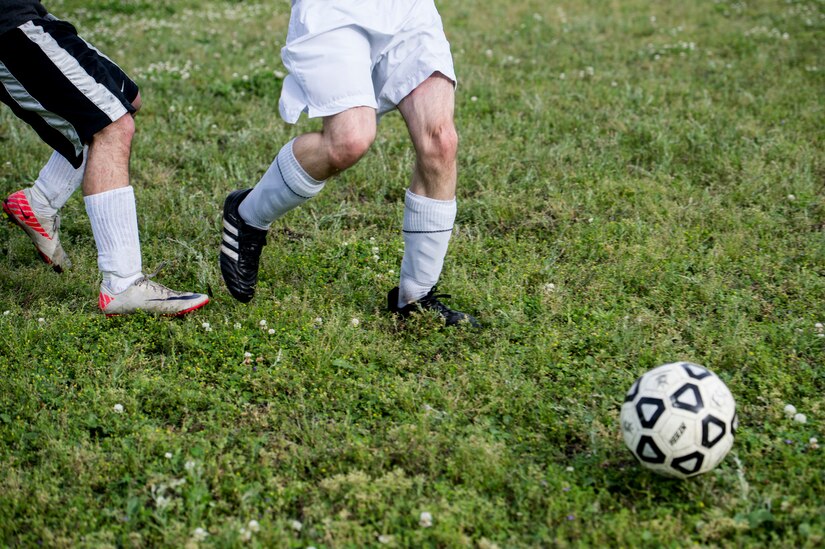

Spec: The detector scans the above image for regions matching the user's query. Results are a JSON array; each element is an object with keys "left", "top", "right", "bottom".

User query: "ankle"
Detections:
[{"left": 103, "top": 272, "right": 142, "bottom": 294}]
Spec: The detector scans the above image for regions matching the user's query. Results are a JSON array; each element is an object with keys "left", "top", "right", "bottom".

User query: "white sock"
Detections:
[
  {"left": 398, "top": 189, "right": 456, "bottom": 307},
  {"left": 238, "top": 139, "right": 326, "bottom": 229},
  {"left": 30, "top": 150, "right": 86, "bottom": 215},
  {"left": 84, "top": 186, "right": 143, "bottom": 294}
]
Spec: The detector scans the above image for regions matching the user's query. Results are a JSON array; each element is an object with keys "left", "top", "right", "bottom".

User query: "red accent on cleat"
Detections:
[
  {"left": 99, "top": 292, "right": 114, "bottom": 310},
  {"left": 4, "top": 191, "right": 51, "bottom": 239}
]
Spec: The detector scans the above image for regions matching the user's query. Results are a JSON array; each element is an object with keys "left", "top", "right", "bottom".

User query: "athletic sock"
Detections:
[
  {"left": 238, "top": 138, "right": 326, "bottom": 230},
  {"left": 398, "top": 189, "right": 457, "bottom": 307},
  {"left": 30, "top": 149, "right": 86, "bottom": 215},
  {"left": 84, "top": 186, "right": 143, "bottom": 294}
]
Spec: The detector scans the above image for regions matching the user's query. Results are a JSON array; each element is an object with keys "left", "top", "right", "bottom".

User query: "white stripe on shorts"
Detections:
[
  {"left": 0, "top": 60, "right": 83, "bottom": 157},
  {"left": 19, "top": 20, "right": 129, "bottom": 123}
]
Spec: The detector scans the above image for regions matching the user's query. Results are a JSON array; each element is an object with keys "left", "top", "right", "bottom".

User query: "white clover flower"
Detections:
[
  {"left": 248, "top": 519, "right": 260, "bottom": 533},
  {"left": 372, "top": 246, "right": 380, "bottom": 254},
  {"left": 156, "top": 495, "right": 171, "bottom": 510},
  {"left": 113, "top": 403, "right": 124, "bottom": 413},
  {"left": 350, "top": 318, "right": 360, "bottom": 327},
  {"left": 192, "top": 527, "right": 208, "bottom": 541},
  {"left": 559, "top": 73, "right": 566, "bottom": 80},
  {"left": 165, "top": 452, "right": 173, "bottom": 459},
  {"left": 787, "top": 194, "right": 796, "bottom": 201},
  {"left": 244, "top": 352, "right": 253, "bottom": 359},
  {"left": 185, "top": 460, "right": 197, "bottom": 473},
  {"left": 259, "top": 319, "right": 267, "bottom": 327},
  {"left": 543, "top": 283, "right": 557, "bottom": 293},
  {"left": 566, "top": 466, "right": 575, "bottom": 472},
  {"left": 419, "top": 511, "right": 433, "bottom": 528},
  {"left": 3, "top": 310, "right": 9, "bottom": 316},
  {"left": 234, "top": 322, "right": 242, "bottom": 330},
  {"left": 314, "top": 317, "right": 323, "bottom": 325},
  {"left": 470, "top": 96, "right": 478, "bottom": 102},
  {"left": 815, "top": 322, "right": 823, "bottom": 331},
  {"left": 202, "top": 322, "right": 210, "bottom": 329},
  {"left": 794, "top": 413, "right": 807, "bottom": 424},
  {"left": 268, "top": 328, "right": 276, "bottom": 335},
  {"left": 810, "top": 437, "right": 818, "bottom": 445},
  {"left": 378, "top": 534, "right": 393, "bottom": 544},
  {"left": 290, "top": 519, "right": 303, "bottom": 531},
  {"left": 239, "top": 527, "right": 251, "bottom": 542},
  {"left": 784, "top": 404, "right": 797, "bottom": 417},
  {"left": 485, "top": 49, "right": 493, "bottom": 58},
  {"left": 38, "top": 317, "right": 45, "bottom": 323}
]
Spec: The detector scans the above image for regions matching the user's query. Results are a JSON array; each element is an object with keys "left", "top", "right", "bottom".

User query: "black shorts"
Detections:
[{"left": 0, "top": 16, "right": 139, "bottom": 168}]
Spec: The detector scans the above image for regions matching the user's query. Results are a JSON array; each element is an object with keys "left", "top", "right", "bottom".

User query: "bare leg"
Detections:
[
  {"left": 292, "top": 106, "right": 377, "bottom": 180},
  {"left": 394, "top": 73, "right": 462, "bottom": 307},
  {"left": 397, "top": 73, "right": 458, "bottom": 200},
  {"left": 83, "top": 97, "right": 139, "bottom": 196},
  {"left": 235, "top": 106, "right": 377, "bottom": 230}
]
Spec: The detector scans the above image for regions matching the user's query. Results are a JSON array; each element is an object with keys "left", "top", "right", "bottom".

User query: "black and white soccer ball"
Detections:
[{"left": 620, "top": 362, "right": 737, "bottom": 479}]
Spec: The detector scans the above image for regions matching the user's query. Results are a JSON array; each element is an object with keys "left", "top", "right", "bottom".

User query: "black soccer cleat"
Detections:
[
  {"left": 220, "top": 189, "right": 268, "bottom": 303},
  {"left": 388, "top": 286, "right": 480, "bottom": 328}
]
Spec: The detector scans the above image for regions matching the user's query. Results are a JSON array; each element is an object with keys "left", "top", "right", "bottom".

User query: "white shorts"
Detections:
[{"left": 279, "top": 0, "right": 456, "bottom": 123}]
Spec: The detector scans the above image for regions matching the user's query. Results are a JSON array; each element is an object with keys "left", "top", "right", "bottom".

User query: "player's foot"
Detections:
[
  {"left": 388, "top": 286, "right": 481, "bottom": 328},
  {"left": 220, "top": 189, "right": 268, "bottom": 303},
  {"left": 99, "top": 276, "right": 209, "bottom": 316},
  {"left": 3, "top": 188, "right": 71, "bottom": 273}
]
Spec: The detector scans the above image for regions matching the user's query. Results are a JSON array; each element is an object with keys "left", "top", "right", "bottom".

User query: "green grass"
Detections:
[{"left": 1, "top": 0, "right": 823, "bottom": 546}]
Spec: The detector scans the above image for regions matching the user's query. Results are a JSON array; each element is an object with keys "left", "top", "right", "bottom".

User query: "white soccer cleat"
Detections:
[
  {"left": 3, "top": 188, "right": 71, "bottom": 272},
  {"left": 99, "top": 276, "right": 209, "bottom": 316}
]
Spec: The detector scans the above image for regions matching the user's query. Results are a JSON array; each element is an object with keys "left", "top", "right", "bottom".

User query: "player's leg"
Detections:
[
  {"left": 2, "top": 149, "right": 82, "bottom": 272},
  {"left": 388, "top": 73, "right": 478, "bottom": 327},
  {"left": 3, "top": 92, "right": 141, "bottom": 273},
  {"left": 221, "top": 107, "right": 376, "bottom": 303},
  {"left": 82, "top": 101, "right": 208, "bottom": 316},
  {"left": 220, "top": 16, "right": 378, "bottom": 303},
  {"left": 0, "top": 17, "right": 207, "bottom": 314}
]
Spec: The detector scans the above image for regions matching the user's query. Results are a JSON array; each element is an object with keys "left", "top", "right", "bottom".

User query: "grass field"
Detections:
[{"left": 1, "top": 0, "right": 823, "bottom": 546}]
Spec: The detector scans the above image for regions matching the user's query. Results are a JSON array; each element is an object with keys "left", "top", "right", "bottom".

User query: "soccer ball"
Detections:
[{"left": 620, "top": 362, "right": 737, "bottom": 479}]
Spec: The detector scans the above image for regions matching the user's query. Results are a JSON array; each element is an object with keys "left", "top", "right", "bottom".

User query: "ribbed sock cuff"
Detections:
[
  {"left": 280, "top": 138, "right": 326, "bottom": 197},
  {"left": 402, "top": 189, "right": 456, "bottom": 232},
  {"left": 239, "top": 139, "right": 326, "bottom": 230}
]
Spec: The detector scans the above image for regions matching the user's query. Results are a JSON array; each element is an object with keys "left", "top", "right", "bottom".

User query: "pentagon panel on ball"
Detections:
[{"left": 620, "top": 362, "right": 737, "bottom": 479}]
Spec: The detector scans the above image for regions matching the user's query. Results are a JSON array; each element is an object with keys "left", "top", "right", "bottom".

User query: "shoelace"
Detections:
[
  {"left": 417, "top": 287, "right": 455, "bottom": 312},
  {"left": 132, "top": 261, "right": 172, "bottom": 293},
  {"left": 145, "top": 261, "right": 169, "bottom": 280}
]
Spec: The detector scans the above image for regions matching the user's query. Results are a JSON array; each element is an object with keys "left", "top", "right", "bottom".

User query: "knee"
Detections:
[
  {"left": 326, "top": 127, "right": 375, "bottom": 172},
  {"left": 94, "top": 113, "right": 136, "bottom": 148},
  {"left": 419, "top": 122, "right": 458, "bottom": 168}
]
